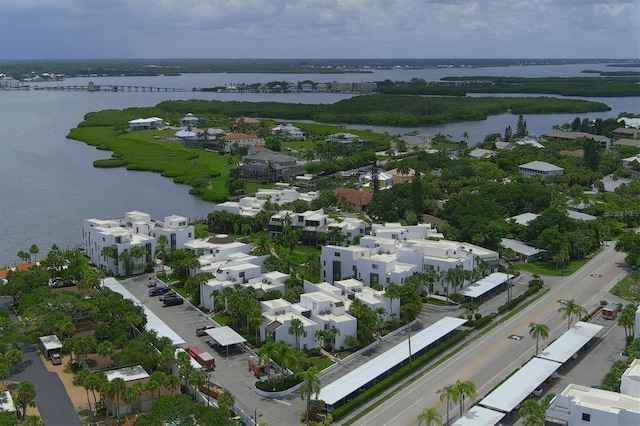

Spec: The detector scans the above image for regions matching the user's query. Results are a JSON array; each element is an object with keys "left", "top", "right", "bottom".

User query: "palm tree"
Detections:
[
  {"left": 519, "top": 398, "right": 546, "bottom": 426},
  {"left": 437, "top": 384, "right": 458, "bottom": 426},
  {"left": 145, "top": 371, "right": 163, "bottom": 398},
  {"left": 14, "top": 381, "right": 37, "bottom": 420},
  {"left": 397, "top": 161, "right": 410, "bottom": 182},
  {"left": 529, "top": 322, "right": 550, "bottom": 356},
  {"left": 121, "top": 384, "right": 142, "bottom": 415},
  {"left": 217, "top": 390, "right": 235, "bottom": 413},
  {"left": 189, "top": 370, "right": 207, "bottom": 398},
  {"left": 454, "top": 379, "right": 477, "bottom": 417},
  {"left": 374, "top": 307, "right": 387, "bottom": 334},
  {"left": 385, "top": 283, "right": 401, "bottom": 318},
  {"left": 258, "top": 339, "right": 278, "bottom": 381},
  {"left": 325, "top": 326, "right": 341, "bottom": 351},
  {"left": 618, "top": 304, "right": 637, "bottom": 340},
  {"left": 315, "top": 329, "right": 329, "bottom": 350},
  {"left": 29, "top": 244, "right": 39, "bottom": 263},
  {"left": 109, "top": 377, "right": 126, "bottom": 418},
  {"left": 129, "top": 245, "right": 146, "bottom": 274},
  {"left": 97, "top": 341, "right": 114, "bottom": 370},
  {"left": 155, "top": 235, "right": 170, "bottom": 271},
  {"left": 252, "top": 232, "right": 275, "bottom": 256},
  {"left": 288, "top": 318, "right": 305, "bottom": 350},
  {"left": 557, "top": 299, "right": 586, "bottom": 330},
  {"left": 299, "top": 366, "right": 321, "bottom": 426},
  {"left": 164, "top": 374, "right": 180, "bottom": 396},
  {"left": 417, "top": 407, "right": 443, "bottom": 426},
  {"left": 101, "top": 246, "right": 115, "bottom": 274},
  {"left": 462, "top": 303, "right": 479, "bottom": 321}
]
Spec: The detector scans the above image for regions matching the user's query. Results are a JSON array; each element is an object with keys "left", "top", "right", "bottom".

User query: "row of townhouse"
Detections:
[
  {"left": 213, "top": 184, "right": 320, "bottom": 217},
  {"left": 268, "top": 208, "right": 369, "bottom": 246},
  {"left": 320, "top": 223, "right": 499, "bottom": 294},
  {"left": 83, "top": 211, "right": 194, "bottom": 276}
]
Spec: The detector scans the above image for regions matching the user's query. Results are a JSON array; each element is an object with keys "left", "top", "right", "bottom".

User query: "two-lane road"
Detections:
[{"left": 351, "top": 244, "right": 628, "bottom": 426}]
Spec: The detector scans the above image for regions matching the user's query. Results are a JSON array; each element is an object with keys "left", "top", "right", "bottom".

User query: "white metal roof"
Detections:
[
  {"left": 500, "top": 238, "right": 542, "bottom": 257},
  {"left": 458, "top": 272, "right": 512, "bottom": 298},
  {"left": 205, "top": 326, "right": 247, "bottom": 346},
  {"left": 321, "top": 316, "right": 466, "bottom": 406},
  {"left": 175, "top": 348, "right": 202, "bottom": 370},
  {"left": 452, "top": 406, "right": 505, "bottom": 426},
  {"left": 103, "top": 277, "right": 186, "bottom": 346},
  {"left": 105, "top": 365, "right": 149, "bottom": 382},
  {"left": 39, "top": 335, "right": 63, "bottom": 351},
  {"left": 538, "top": 321, "right": 603, "bottom": 364},
  {"left": 480, "top": 357, "right": 561, "bottom": 412}
]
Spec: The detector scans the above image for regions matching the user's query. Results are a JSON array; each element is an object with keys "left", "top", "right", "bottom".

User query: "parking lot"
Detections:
[{"left": 121, "top": 276, "right": 306, "bottom": 425}]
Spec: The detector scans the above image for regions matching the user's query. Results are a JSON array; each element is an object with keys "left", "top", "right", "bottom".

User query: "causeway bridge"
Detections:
[{"left": 32, "top": 81, "right": 187, "bottom": 92}]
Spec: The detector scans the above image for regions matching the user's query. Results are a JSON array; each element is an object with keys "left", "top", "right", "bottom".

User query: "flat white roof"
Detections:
[
  {"left": 519, "top": 161, "right": 564, "bottom": 172},
  {"left": 39, "top": 335, "right": 63, "bottom": 351},
  {"left": 0, "top": 391, "right": 16, "bottom": 413},
  {"left": 480, "top": 357, "right": 561, "bottom": 412},
  {"left": 452, "top": 406, "right": 505, "bottom": 426},
  {"left": 321, "top": 317, "right": 466, "bottom": 406},
  {"left": 205, "top": 326, "right": 247, "bottom": 346},
  {"left": 105, "top": 365, "right": 149, "bottom": 382},
  {"left": 103, "top": 277, "right": 186, "bottom": 346},
  {"left": 538, "top": 321, "right": 603, "bottom": 364},
  {"left": 458, "top": 272, "right": 512, "bottom": 298},
  {"left": 500, "top": 238, "right": 542, "bottom": 257}
]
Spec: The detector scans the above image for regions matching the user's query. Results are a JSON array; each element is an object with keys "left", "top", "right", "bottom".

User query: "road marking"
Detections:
[
  {"left": 381, "top": 396, "right": 422, "bottom": 426},
  {"left": 273, "top": 399, "right": 291, "bottom": 406}
]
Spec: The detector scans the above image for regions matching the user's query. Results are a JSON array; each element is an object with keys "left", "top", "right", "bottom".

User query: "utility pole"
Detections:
[{"left": 408, "top": 329, "right": 412, "bottom": 364}]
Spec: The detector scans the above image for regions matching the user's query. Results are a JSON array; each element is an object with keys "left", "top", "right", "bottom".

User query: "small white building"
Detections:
[
  {"left": 83, "top": 211, "right": 193, "bottom": 276},
  {"left": 179, "top": 113, "right": 199, "bottom": 128},
  {"left": 546, "top": 378, "right": 640, "bottom": 425},
  {"left": 329, "top": 133, "right": 360, "bottom": 144},
  {"left": 128, "top": 117, "right": 164, "bottom": 131},
  {"left": 519, "top": 161, "right": 565, "bottom": 178},
  {"left": 104, "top": 365, "right": 151, "bottom": 417},
  {"left": 261, "top": 298, "right": 318, "bottom": 350},
  {"left": 271, "top": 124, "right": 306, "bottom": 140},
  {"left": 622, "top": 154, "right": 640, "bottom": 169},
  {"left": 359, "top": 171, "right": 393, "bottom": 191},
  {"left": 222, "top": 133, "right": 259, "bottom": 152}
]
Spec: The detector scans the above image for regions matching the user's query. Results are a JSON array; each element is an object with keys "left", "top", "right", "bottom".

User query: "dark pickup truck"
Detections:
[{"left": 196, "top": 326, "right": 215, "bottom": 337}]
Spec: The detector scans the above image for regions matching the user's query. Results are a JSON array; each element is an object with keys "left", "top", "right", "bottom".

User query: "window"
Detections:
[
  {"left": 332, "top": 261, "right": 341, "bottom": 282},
  {"left": 188, "top": 232, "right": 192, "bottom": 238},
  {"left": 581, "top": 413, "right": 590, "bottom": 422},
  {"left": 372, "top": 264, "right": 378, "bottom": 270},
  {"left": 334, "top": 252, "right": 341, "bottom": 257},
  {"left": 370, "top": 273, "right": 379, "bottom": 285}
]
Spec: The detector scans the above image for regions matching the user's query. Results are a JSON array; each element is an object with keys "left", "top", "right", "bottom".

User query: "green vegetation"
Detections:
[
  {"left": 610, "top": 270, "right": 640, "bottom": 302},
  {"left": 518, "top": 257, "right": 594, "bottom": 276},
  {"left": 434, "top": 76, "right": 640, "bottom": 97}
]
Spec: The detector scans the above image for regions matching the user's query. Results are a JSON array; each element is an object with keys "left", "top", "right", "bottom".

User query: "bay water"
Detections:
[{"left": 1, "top": 64, "right": 638, "bottom": 267}]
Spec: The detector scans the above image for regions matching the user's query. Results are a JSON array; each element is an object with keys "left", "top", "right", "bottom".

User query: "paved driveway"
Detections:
[{"left": 3, "top": 299, "right": 82, "bottom": 426}]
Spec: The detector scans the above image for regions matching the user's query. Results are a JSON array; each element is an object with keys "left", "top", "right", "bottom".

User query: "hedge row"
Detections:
[
  {"left": 497, "top": 284, "right": 542, "bottom": 314},
  {"left": 331, "top": 330, "right": 470, "bottom": 421}
]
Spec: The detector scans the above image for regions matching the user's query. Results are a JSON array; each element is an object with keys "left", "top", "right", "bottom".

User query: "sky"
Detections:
[{"left": 0, "top": 0, "right": 638, "bottom": 60}]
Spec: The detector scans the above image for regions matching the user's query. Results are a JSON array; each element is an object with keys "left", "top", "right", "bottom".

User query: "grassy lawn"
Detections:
[
  {"left": 213, "top": 315, "right": 230, "bottom": 326},
  {"left": 309, "top": 356, "right": 335, "bottom": 371},
  {"left": 517, "top": 257, "right": 593, "bottom": 276},
  {"left": 610, "top": 273, "right": 640, "bottom": 303}
]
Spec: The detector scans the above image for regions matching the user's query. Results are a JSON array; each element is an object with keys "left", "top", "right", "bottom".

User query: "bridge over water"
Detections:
[{"left": 32, "top": 81, "right": 187, "bottom": 92}]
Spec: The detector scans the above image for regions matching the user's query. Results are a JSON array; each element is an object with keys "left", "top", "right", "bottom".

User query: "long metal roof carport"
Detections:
[
  {"left": 458, "top": 272, "right": 512, "bottom": 299},
  {"left": 103, "top": 277, "right": 186, "bottom": 346},
  {"left": 452, "top": 406, "right": 505, "bottom": 426},
  {"left": 479, "top": 357, "right": 562, "bottom": 413},
  {"left": 538, "top": 321, "right": 602, "bottom": 364},
  {"left": 205, "top": 326, "right": 247, "bottom": 356},
  {"left": 321, "top": 317, "right": 467, "bottom": 407}
]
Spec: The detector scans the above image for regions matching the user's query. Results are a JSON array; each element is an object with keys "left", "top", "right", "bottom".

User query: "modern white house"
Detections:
[
  {"left": 329, "top": 133, "right": 360, "bottom": 144},
  {"left": 128, "top": 117, "right": 164, "bottom": 131},
  {"left": 83, "top": 211, "right": 193, "bottom": 276},
  {"left": 261, "top": 298, "right": 318, "bottom": 350},
  {"left": 359, "top": 171, "right": 393, "bottom": 191},
  {"left": 519, "top": 161, "right": 565, "bottom": 178},
  {"left": 184, "top": 234, "right": 251, "bottom": 257},
  {"left": 321, "top": 229, "right": 498, "bottom": 295},
  {"left": 271, "top": 124, "right": 306, "bottom": 140},
  {"left": 221, "top": 132, "right": 259, "bottom": 152},
  {"left": 334, "top": 278, "right": 398, "bottom": 322},
  {"left": 546, "top": 360, "right": 640, "bottom": 425}
]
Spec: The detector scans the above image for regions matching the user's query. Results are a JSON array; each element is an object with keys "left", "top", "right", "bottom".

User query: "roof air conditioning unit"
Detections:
[{"left": 262, "top": 278, "right": 268, "bottom": 283}]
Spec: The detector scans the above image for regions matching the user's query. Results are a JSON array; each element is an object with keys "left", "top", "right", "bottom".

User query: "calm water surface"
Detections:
[{"left": 1, "top": 64, "right": 638, "bottom": 267}]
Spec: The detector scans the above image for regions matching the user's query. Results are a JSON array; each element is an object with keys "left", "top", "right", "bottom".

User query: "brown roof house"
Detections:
[{"left": 334, "top": 188, "right": 372, "bottom": 212}]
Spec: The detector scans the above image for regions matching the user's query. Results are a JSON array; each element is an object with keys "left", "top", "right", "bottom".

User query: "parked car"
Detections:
[
  {"left": 163, "top": 296, "right": 184, "bottom": 307},
  {"left": 206, "top": 338, "right": 220, "bottom": 349},
  {"left": 50, "top": 353, "right": 62, "bottom": 365},
  {"left": 149, "top": 286, "right": 170, "bottom": 296},
  {"left": 196, "top": 326, "right": 215, "bottom": 337},
  {"left": 159, "top": 291, "right": 177, "bottom": 301}
]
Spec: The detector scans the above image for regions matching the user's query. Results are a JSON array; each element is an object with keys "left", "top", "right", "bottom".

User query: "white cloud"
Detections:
[{"left": 0, "top": 0, "right": 637, "bottom": 58}]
